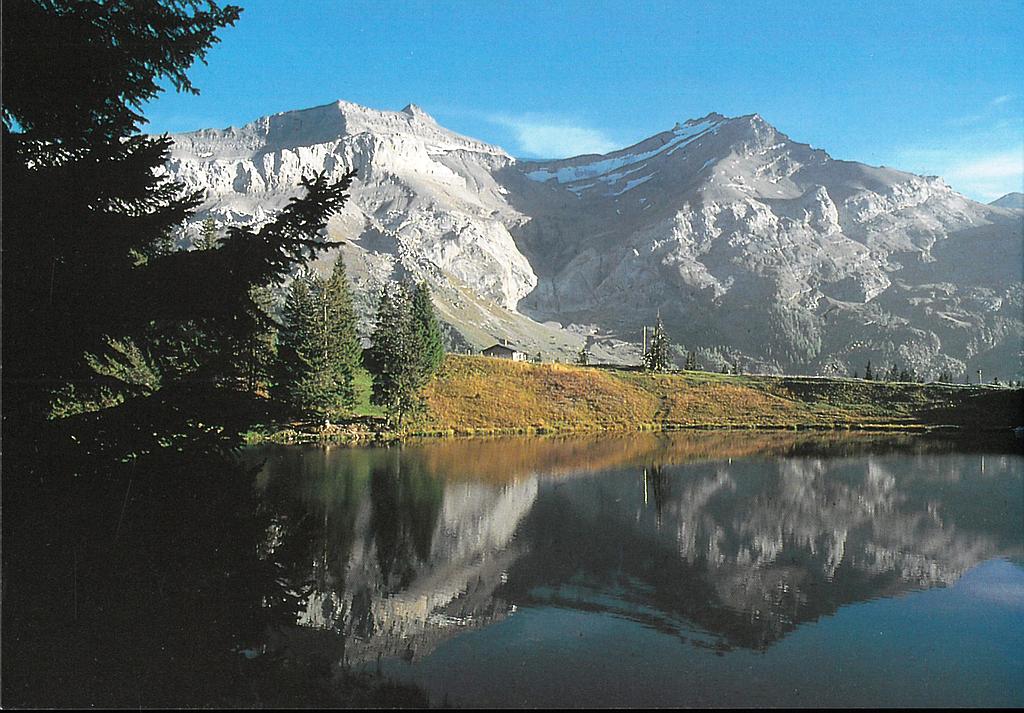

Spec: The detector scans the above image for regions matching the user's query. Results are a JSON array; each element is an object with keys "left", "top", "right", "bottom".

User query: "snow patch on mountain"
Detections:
[
  {"left": 610, "top": 173, "right": 656, "bottom": 196},
  {"left": 523, "top": 116, "right": 723, "bottom": 184}
]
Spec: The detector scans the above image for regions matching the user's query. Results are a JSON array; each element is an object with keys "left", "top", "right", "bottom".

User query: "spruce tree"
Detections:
[
  {"left": 323, "top": 257, "right": 363, "bottom": 407},
  {"left": 408, "top": 281, "right": 445, "bottom": 380},
  {"left": 1, "top": 5, "right": 358, "bottom": 696},
  {"left": 3, "top": 0, "right": 355, "bottom": 420},
  {"left": 274, "top": 261, "right": 362, "bottom": 419},
  {"left": 644, "top": 317, "right": 671, "bottom": 372},
  {"left": 275, "top": 274, "right": 318, "bottom": 411},
  {"left": 4, "top": 0, "right": 235, "bottom": 417},
  {"left": 864, "top": 361, "right": 874, "bottom": 380},
  {"left": 367, "top": 285, "right": 422, "bottom": 427}
]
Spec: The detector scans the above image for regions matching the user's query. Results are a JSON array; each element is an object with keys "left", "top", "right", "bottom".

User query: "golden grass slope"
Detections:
[{"left": 422, "top": 355, "right": 1022, "bottom": 435}]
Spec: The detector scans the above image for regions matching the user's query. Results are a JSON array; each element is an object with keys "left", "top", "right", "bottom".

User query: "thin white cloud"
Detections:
[
  {"left": 488, "top": 114, "right": 618, "bottom": 158},
  {"left": 945, "top": 151, "right": 1023, "bottom": 203},
  {"left": 947, "top": 151, "right": 1022, "bottom": 181},
  {"left": 949, "top": 95, "right": 1016, "bottom": 128}
]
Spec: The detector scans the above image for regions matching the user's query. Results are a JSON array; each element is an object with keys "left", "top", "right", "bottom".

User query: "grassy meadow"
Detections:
[
  {"left": 421, "top": 355, "right": 1022, "bottom": 435},
  {"left": 249, "top": 355, "right": 1024, "bottom": 443}
]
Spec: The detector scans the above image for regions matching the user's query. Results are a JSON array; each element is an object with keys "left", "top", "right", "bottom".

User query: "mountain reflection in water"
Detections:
[{"left": 252, "top": 432, "right": 1023, "bottom": 669}]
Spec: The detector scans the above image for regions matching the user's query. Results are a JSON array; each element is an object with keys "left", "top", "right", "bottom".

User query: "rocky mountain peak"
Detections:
[
  {"left": 400, "top": 103, "right": 435, "bottom": 121},
  {"left": 682, "top": 111, "right": 727, "bottom": 127},
  {"left": 162, "top": 98, "right": 1024, "bottom": 380}
]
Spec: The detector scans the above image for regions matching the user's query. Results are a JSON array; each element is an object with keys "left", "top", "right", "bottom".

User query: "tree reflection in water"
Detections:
[{"left": 3, "top": 428, "right": 427, "bottom": 707}]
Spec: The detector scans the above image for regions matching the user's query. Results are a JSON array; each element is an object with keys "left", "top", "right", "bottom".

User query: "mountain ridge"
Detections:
[
  {"left": 163, "top": 99, "right": 1024, "bottom": 379},
  {"left": 990, "top": 192, "right": 1024, "bottom": 210}
]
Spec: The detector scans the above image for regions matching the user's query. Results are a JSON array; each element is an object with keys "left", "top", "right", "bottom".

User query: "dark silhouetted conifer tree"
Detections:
[
  {"left": 3, "top": 0, "right": 357, "bottom": 421},
  {"left": 275, "top": 274, "right": 319, "bottom": 411},
  {"left": 1, "top": 5, "right": 362, "bottom": 704}
]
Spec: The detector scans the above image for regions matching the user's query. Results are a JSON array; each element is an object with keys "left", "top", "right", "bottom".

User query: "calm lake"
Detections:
[{"left": 249, "top": 431, "right": 1024, "bottom": 708}]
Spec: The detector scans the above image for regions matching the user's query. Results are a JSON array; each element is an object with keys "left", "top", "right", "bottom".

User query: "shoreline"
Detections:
[{"left": 243, "top": 419, "right": 997, "bottom": 447}]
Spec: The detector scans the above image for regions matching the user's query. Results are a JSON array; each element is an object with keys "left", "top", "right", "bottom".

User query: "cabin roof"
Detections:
[{"left": 482, "top": 342, "right": 525, "bottom": 354}]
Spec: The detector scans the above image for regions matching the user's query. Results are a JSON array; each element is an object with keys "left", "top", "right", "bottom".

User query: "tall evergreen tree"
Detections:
[
  {"left": 1, "top": 5, "right": 358, "bottom": 703},
  {"left": 274, "top": 260, "right": 362, "bottom": 419},
  {"left": 644, "top": 316, "right": 671, "bottom": 372},
  {"left": 864, "top": 361, "right": 874, "bottom": 380},
  {"left": 408, "top": 281, "right": 445, "bottom": 380},
  {"left": 323, "top": 257, "right": 363, "bottom": 405},
  {"left": 367, "top": 285, "right": 423, "bottom": 428},
  {"left": 3, "top": 0, "right": 356, "bottom": 421},
  {"left": 275, "top": 274, "right": 319, "bottom": 410}
]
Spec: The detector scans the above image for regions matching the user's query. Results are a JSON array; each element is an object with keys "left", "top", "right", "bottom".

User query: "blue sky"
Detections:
[{"left": 145, "top": 0, "right": 1023, "bottom": 202}]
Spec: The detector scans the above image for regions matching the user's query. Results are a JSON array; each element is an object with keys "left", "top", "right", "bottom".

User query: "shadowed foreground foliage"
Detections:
[{"left": 1, "top": 0, "right": 422, "bottom": 706}]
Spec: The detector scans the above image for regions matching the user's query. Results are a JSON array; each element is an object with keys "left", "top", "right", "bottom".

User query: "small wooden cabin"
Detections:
[{"left": 481, "top": 342, "right": 528, "bottom": 361}]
